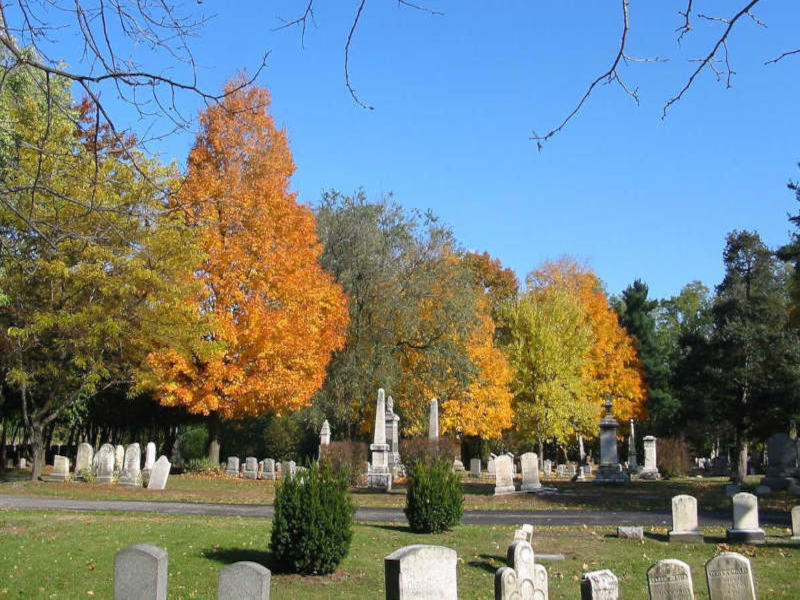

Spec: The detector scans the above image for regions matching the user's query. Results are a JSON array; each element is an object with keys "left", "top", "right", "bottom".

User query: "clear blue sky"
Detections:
[{"left": 63, "top": 2, "right": 800, "bottom": 300}]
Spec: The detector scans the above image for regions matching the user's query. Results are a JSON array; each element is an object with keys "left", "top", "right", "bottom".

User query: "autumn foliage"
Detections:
[{"left": 148, "top": 83, "right": 349, "bottom": 420}]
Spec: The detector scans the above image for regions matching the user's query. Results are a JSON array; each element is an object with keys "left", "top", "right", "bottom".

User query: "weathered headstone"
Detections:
[
  {"left": 727, "top": 492, "right": 765, "bottom": 543},
  {"left": 617, "top": 526, "right": 643, "bottom": 540},
  {"left": 143, "top": 442, "right": 156, "bottom": 472},
  {"left": 114, "top": 444, "right": 125, "bottom": 473},
  {"left": 49, "top": 455, "right": 70, "bottom": 482},
  {"left": 147, "top": 456, "right": 171, "bottom": 490},
  {"left": 705, "top": 552, "right": 757, "bottom": 600},
  {"left": 543, "top": 459, "right": 552, "bottom": 477},
  {"left": 218, "top": 561, "right": 271, "bottom": 600},
  {"left": 488, "top": 456, "right": 497, "bottom": 476},
  {"left": 470, "top": 458, "right": 481, "bottom": 478},
  {"left": 75, "top": 443, "right": 93, "bottom": 479},
  {"left": 513, "top": 524, "right": 534, "bottom": 543},
  {"left": 96, "top": 443, "right": 116, "bottom": 484},
  {"left": 385, "top": 396, "right": 402, "bottom": 474},
  {"left": 114, "top": 543, "right": 167, "bottom": 600},
  {"left": 319, "top": 419, "right": 331, "bottom": 448},
  {"left": 792, "top": 505, "right": 800, "bottom": 540},
  {"left": 520, "top": 452, "right": 542, "bottom": 492},
  {"left": 495, "top": 540, "right": 548, "bottom": 600},
  {"left": 628, "top": 419, "right": 638, "bottom": 471},
  {"left": 428, "top": 398, "right": 439, "bottom": 441},
  {"left": 226, "top": 456, "right": 240, "bottom": 477},
  {"left": 581, "top": 569, "right": 618, "bottom": 600},
  {"left": 647, "top": 559, "right": 693, "bottom": 599},
  {"left": 243, "top": 457, "right": 258, "bottom": 480},
  {"left": 369, "top": 388, "right": 393, "bottom": 491},
  {"left": 494, "top": 454, "right": 515, "bottom": 495},
  {"left": 384, "top": 545, "right": 457, "bottom": 600},
  {"left": 261, "top": 458, "right": 276, "bottom": 481},
  {"left": 119, "top": 443, "right": 142, "bottom": 488},
  {"left": 639, "top": 436, "right": 661, "bottom": 479},
  {"left": 669, "top": 494, "right": 703, "bottom": 543}
]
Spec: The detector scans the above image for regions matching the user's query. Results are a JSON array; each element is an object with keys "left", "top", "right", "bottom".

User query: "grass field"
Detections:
[
  {"left": 1, "top": 508, "right": 798, "bottom": 599},
  {"left": 1, "top": 469, "right": 796, "bottom": 513}
]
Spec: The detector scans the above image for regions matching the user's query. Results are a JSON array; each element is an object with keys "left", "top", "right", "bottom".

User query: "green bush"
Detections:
[
  {"left": 178, "top": 425, "right": 209, "bottom": 461},
  {"left": 404, "top": 457, "right": 463, "bottom": 533},
  {"left": 185, "top": 457, "right": 224, "bottom": 475},
  {"left": 269, "top": 461, "right": 355, "bottom": 574}
]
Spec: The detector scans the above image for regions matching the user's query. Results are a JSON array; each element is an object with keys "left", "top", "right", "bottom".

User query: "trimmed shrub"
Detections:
[
  {"left": 657, "top": 437, "right": 692, "bottom": 478},
  {"left": 404, "top": 456, "right": 464, "bottom": 533},
  {"left": 270, "top": 461, "right": 355, "bottom": 574},
  {"left": 321, "top": 441, "right": 368, "bottom": 486}
]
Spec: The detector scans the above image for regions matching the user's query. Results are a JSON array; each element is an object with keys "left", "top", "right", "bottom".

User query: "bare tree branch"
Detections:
[
  {"left": 344, "top": 0, "right": 372, "bottom": 110},
  {"left": 765, "top": 48, "right": 800, "bottom": 65}
]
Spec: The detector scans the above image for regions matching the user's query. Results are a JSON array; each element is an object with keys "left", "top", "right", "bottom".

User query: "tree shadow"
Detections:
[
  {"left": 202, "top": 546, "right": 274, "bottom": 569},
  {"left": 366, "top": 523, "right": 422, "bottom": 534},
  {"left": 467, "top": 554, "right": 505, "bottom": 575}
]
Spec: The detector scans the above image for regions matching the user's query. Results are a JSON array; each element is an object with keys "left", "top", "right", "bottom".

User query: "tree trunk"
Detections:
[
  {"left": 0, "top": 419, "right": 6, "bottom": 473},
  {"left": 208, "top": 411, "right": 221, "bottom": 464},
  {"left": 29, "top": 421, "right": 45, "bottom": 481},
  {"left": 736, "top": 440, "right": 748, "bottom": 483},
  {"left": 537, "top": 439, "right": 544, "bottom": 462}
]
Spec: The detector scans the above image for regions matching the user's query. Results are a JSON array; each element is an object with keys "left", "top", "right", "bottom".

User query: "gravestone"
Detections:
[
  {"left": 147, "top": 456, "right": 171, "bottom": 490},
  {"left": 513, "top": 524, "right": 534, "bottom": 543},
  {"left": 647, "top": 559, "right": 694, "bottom": 599},
  {"left": 243, "top": 457, "right": 258, "bottom": 480},
  {"left": 384, "top": 544, "right": 457, "bottom": 600},
  {"left": 494, "top": 454, "right": 516, "bottom": 495},
  {"left": 555, "top": 464, "right": 566, "bottom": 478},
  {"left": 119, "top": 443, "right": 142, "bottom": 488},
  {"left": 628, "top": 418, "right": 638, "bottom": 471},
  {"left": 638, "top": 436, "right": 661, "bottom": 479},
  {"left": 49, "top": 455, "right": 70, "bottom": 482},
  {"left": 705, "top": 552, "right": 757, "bottom": 600},
  {"left": 428, "top": 398, "right": 439, "bottom": 441},
  {"left": 520, "top": 452, "right": 542, "bottom": 492},
  {"left": 114, "top": 543, "right": 167, "bottom": 600},
  {"left": 226, "top": 456, "right": 240, "bottom": 477},
  {"left": 114, "top": 444, "right": 125, "bottom": 473},
  {"left": 761, "top": 433, "right": 799, "bottom": 490},
  {"left": 218, "top": 561, "right": 271, "bottom": 600},
  {"left": 369, "top": 388, "right": 393, "bottom": 491},
  {"left": 261, "top": 458, "right": 276, "bottom": 481},
  {"left": 543, "top": 459, "right": 552, "bottom": 477},
  {"left": 727, "top": 492, "right": 765, "bottom": 543},
  {"left": 17, "top": 457, "right": 26, "bottom": 469},
  {"left": 567, "top": 463, "right": 577, "bottom": 478},
  {"left": 487, "top": 456, "right": 496, "bottom": 476},
  {"left": 495, "top": 540, "right": 548, "bottom": 600},
  {"left": 470, "top": 458, "right": 481, "bottom": 478},
  {"left": 581, "top": 569, "right": 618, "bottom": 600},
  {"left": 385, "top": 396, "right": 402, "bottom": 474},
  {"left": 96, "top": 443, "right": 116, "bottom": 484},
  {"left": 792, "top": 505, "right": 800, "bottom": 540},
  {"left": 506, "top": 452, "right": 516, "bottom": 476},
  {"left": 595, "top": 398, "right": 629, "bottom": 484},
  {"left": 74, "top": 443, "right": 93, "bottom": 479},
  {"left": 669, "top": 494, "right": 703, "bottom": 543},
  {"left": 143, "top": 442, "right": 156, "bottom": 472},
  {"left": 617, "top": 526, "right": 643, "bottom": 540},
  {"left": 319, "top": 419, "right": 331, "bottom": 447}
]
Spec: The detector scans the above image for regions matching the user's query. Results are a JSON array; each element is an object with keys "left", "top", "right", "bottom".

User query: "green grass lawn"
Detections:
[
  {"left": 1, "top": 508, "right": 798, "bottom": 599},
  {"left": 1, "top": 470, "right": 796, "bottom": 513}
]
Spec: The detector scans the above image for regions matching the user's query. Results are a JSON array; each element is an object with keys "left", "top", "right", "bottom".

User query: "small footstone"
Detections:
[{"left": 617, "top": 526, "right": 643, "bottom": 540}]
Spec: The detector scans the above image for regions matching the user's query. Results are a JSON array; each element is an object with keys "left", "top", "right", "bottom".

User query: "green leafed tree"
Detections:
[{"left": 0, "top": 58, "right": 203, "bottom": 479}]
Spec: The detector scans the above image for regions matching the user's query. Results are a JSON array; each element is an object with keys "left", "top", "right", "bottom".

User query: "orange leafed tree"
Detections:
[
  {"left": 527, "top": 257, "right": 647, "bottom": 424},
  {"left": 147, "top": 82, "right": 349, "bottom": 460}
]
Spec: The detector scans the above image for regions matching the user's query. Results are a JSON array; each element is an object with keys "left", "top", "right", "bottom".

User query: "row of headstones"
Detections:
[
  {"left": 48, "top": 441, "right": 171, "bottom": 490},
  {"left": 224, "top": 457, "right": 306, "bottom": 481},
  {"left": 475, "top": 454, "right": 590, "bottom": 480},
  {"left": 475, "top": 452, "right": 565, "bottom": 495}
]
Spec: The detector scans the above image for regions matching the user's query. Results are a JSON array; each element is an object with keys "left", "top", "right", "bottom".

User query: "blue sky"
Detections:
[{"left": 55, "top": 2, "right": 800, "bottom": 300}]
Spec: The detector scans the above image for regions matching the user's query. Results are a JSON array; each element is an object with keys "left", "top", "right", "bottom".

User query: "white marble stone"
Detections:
[
  {"left": 114, "top": 543, "right": 167, "bottom": 600},
  {"left": 75, "top": 443, "right": 93, "bottom": 477},
  {"left": 791, "top": 505, "right": 800, "bottom": 540},
  {"left": 727, "top": 492, "right": 765, "bottom": 543},
  {"left": 470, "top": 458, "right": 481, "bottom": 478},
  {"left": 114, "top": 444, "right": 125, "bottom": 473},
  {"left": 428, "top": 398, "right": 439, "bottom": 440},
  {"left": 143, "top": 442, "right": 156, "bottom": 471},
  {"left": 243, "top": 456, "right": 258, "bottom": 480},
  {"left": 495, "top": 540, "right": 548, "bottom": 600},
  {"left": 384, "top": 544, "right": 457, "bottom": 600},
  {"left": 49, "top": 455, "right": 70, "bottom": 482},
  {"left": 261, "top": 458, "right": 276, "bottom": 480},
  {"left": 494, "top": 454, "right": 515, "bottom": 495},
  {"left": 647, "top": 559, "right": 693, "bottom": 600},
  {"left": 95, "top": 443, "right": 116, "bottom": 484},
  {"left": 226, "top": 456, "right": 240, "bottom": 477},
  {"left": 147, "top": 456, "right": 171, "bottom": 490},
  {"left": 217, "top": 561, "right": 271, "bottom": 600},
  {"left": 669, "top": 494, "right": 703, "bottom": 543},
  {"left": 520, "top": 452, "right": 541, "bottom": 492},
  {"left": 119, "top": 443, "right": 141, "bottom": 487},
  {"left": 705, "top": 552, "right": 756, "bottom": 600},
  {"left": 580, "top": 569, "right": 618, "bottom": 599}
]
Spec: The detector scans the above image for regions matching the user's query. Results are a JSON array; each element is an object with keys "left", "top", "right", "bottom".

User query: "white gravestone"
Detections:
[
  {"left": 74, "top": 443, "right": 93, "bottom": 479},
  {"left": 543, "top": 460, "right": 552, "bottom": 477},
  {"left": 487, "top": 457, "right": 496, "bottom": 476},
  {"left": 705, "top": 552, "right": 757, "bottom": 600},
  {"left": 647, "top": 559, "right": 694, "bottom": 599},
  {"left": 639, "top": 436, "right": 661, "bottom": 479},
  {"left": 369, "top": 388, "right": 393, "bottom": 490},
  {"left": 384, "top": 544, "right": 457, "bottom": 600},
  {"left": 495, "top": 540, "right": 548, "bottom": 600},
  {"left": 217, "top": 561, "right": 271, "bottom": 600},
  {"left": 261, "top": 458, "right": 276, "bottom": 481},
  {"left": 119, "top": 444, "right": 142, "bottom": 488},
  {"left": 114, "top": 543, "right": 167, "bottom": 600},
  {"left": 114, "top": 444, "right": 125, "bottom": 473},
  {"left": 319, "top": 419, "right": 331, "bottom": 449},
  {"left": 96, "top": 444, "right": 116, "bottom": 484},
  {"left": 494, "top": 454, "right": 515, "bottom": 495},
  {"left": 669, "top": 494, "right": 703, "bottom": 543},
  {"left": 244, "top": 457, "right": 258, "bottom": 480},
  {"left": 428, "top": 398, "right": 439, "bottom": 440},
  {"left": 470, "top": 458, "right": 481, "bottom": 478},
  {"left": 513, "top": 524, "right": 534, "bottom": 543},
  {"left": 143, "top": 442, "right": 156, "bottom": 471},
  {"left": 49, "top": 455, "right": 70, "bottom": 482},
  {"left": 791, "top": 505, "right": 800, "bottom": 540},
  {"left": 727, "top": 492, "right": 765, "bottom": 543},
  {"left": 147, "top": 456, "right": 171, "bottom": 490},
  {"left": 581, "top": 569, "right": 619, "bottom": 600},
  {"left": 520, "top": 452, "right": 542, "bottom": 492},
  {"left": 226, "top": 456, "right": 240, "bottom": 477}
]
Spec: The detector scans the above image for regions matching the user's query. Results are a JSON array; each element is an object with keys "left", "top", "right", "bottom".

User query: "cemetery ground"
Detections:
[
  {"left": 0, "top": 469, "right": 796, "bottom": 513},
  {"left": 1, "top": 509, "right": 798, "bottom": 599}
]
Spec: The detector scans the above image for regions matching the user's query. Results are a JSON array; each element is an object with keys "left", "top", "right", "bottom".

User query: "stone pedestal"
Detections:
[
  {"left": 368, "top": 389, "right": 392, "bottom": 491},
  {"left": 594, "top": 399, "right": 629, "bottom": 484},
  {"left": 385, "top": 396, "right": 403, "bottom": 475},
  {"left": 726, "top": 492, "right": 766, "bottom": 543},
  {"left": 638, "top": 435, "right": 661, "bottom": 480}
]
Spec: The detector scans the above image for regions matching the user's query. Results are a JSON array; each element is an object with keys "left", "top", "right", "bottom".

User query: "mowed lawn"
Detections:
[
  {"left": 2, "top": 470, "right": 796, "bottom": 513},
  {"left": 1, "top": 509, "right": 799, "bottom": 599}
]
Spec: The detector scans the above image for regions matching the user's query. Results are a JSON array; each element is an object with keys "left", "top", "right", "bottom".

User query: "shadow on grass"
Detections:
[
  {"left": 366, "top": 523, "right": 437, "bottom": 535},
  {"left": 468, "top": 554, "right": 505, "bottom": 574},
  {"left": 644, "top": 531, "right": 669, "bottom": 542},
  {"left": 202, "top": 546, "right": 274, "bottom": 568}
]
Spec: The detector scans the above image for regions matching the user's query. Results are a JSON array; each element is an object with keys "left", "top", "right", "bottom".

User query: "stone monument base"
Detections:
[
  {"left": 594, "top": 464, "right": 630, "bottom": 484},
  {"left": 494, "top": 485, "right": 516, "bottom": 496},
  {"left": 726, "top": 528, "right": 765, "bottom": 544},
  {"left": 668, "top": 530, "right": 704, "bottom": 544},
  {"left": 760, "top": 476, "right": 797, "bottom": 491},
  {"left": 520, "top": 483, "right": 542, "bottom": 492},
  {"left": 368, "top": 470, "right": 392, "bottom": 491},
  {"left": 243, "top": 471, "right": 257, "bottom": 480},
  {"left": 636, "top": 469, "right": 661, "bottom": 480},
  {"left": 95, "top": 475, "right": 113, "bottom": 485}
]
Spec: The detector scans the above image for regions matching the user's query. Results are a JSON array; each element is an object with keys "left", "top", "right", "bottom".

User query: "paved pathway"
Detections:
[{"left": 0, "top": 494, "right": 791, "bottom": 527}]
